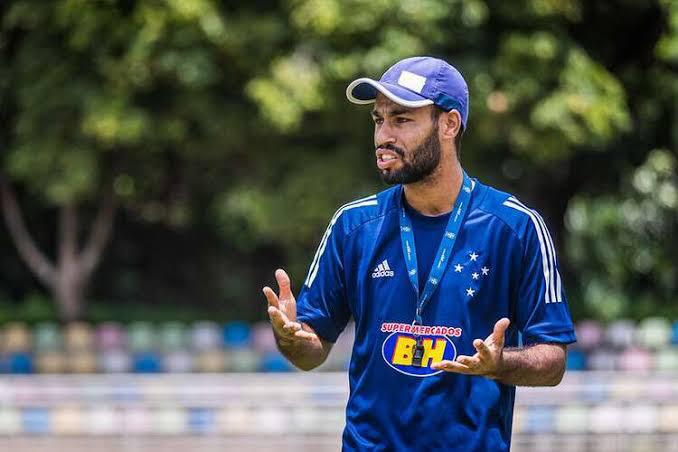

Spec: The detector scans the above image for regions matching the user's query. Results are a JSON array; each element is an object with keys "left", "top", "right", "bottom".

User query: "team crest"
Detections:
[{"left": 380, "top": 322, "right": 461, "bottom": 377}]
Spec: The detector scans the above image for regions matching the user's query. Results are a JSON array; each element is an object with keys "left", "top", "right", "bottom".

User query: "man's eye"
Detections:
[
  {"left": 373, "top": 118, "right": 384, "bottom": 125},
  {"left": 396, "top": 117, "right": 410, "bottom": 123}
]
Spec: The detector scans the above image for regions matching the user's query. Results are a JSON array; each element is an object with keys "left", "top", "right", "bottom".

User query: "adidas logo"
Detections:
[{"left": 372, "top": 260, "right": 394, "bottom": 278}]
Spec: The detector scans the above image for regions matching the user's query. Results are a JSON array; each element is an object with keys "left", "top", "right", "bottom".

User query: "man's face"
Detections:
[{"left": 372, "top": 95, "right": 441, "bottom": 185}]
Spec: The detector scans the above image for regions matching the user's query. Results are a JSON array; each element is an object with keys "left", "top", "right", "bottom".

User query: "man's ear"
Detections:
[{"left": 439, "top": 110, "right": 462, "bottom": 141}]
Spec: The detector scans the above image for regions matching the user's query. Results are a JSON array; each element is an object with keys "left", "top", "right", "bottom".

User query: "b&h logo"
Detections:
[
  {"left": 372, "top": 260, "right": 394, "bottom": 278},
  {"left": 380, "top": 322, "right": 461, "bottom": 377}
]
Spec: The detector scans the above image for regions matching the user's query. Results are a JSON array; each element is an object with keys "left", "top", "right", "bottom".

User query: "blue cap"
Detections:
[{"left": 346, "top": 56, "right": 469, "bottom": 129}]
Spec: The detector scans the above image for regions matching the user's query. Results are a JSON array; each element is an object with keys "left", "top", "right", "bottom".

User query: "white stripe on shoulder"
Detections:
[
  {"left": 503, "top": 198, "right": 558, "bottom": 303},
  {"left": 304, "top": 195, "right": 378, "bottom": 288},
  {"left": 507, "top": 197, "right": 562, "bottom": 302}
]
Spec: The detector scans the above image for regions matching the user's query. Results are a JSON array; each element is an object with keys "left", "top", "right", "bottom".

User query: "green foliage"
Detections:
[
  {"left": 566, "top": 150, "right": 678, "bottom": 320},
  {"left": 0, "top": 0, "right": 676, "bottom": 322},
  {"left": 0, "top": 292, "right": 57, "bottom": 324}
]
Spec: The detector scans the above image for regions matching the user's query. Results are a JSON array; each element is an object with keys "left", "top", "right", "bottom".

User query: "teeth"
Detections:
[{"left": 382, "top": 155, "right": 395, "bottom": 161}]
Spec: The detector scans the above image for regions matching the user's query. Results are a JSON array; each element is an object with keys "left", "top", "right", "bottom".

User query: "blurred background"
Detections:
[{"left": 0, "top": 0, "right": 676, "bottom": 450}]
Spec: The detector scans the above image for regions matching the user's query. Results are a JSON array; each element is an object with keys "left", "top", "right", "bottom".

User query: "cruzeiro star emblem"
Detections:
[{"left": 454, "top": 251, "right": 491, "bottom": 298}]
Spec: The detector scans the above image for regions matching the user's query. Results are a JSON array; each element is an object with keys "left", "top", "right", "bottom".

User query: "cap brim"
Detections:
[{"left": 346, "top": 78, "right": 434, "bottom": 108}]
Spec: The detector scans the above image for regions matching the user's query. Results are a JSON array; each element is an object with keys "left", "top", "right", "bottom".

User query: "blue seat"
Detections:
[
  {"left": 188, "top": 408, "right": 216, "bottom": 434},
  {"left": 222, "top": 321, "right": 251, "bottom": 349},
  {"left": 260, "top": 352, "right": 293, "bottom": 372},
  {"left": 524, "top": 406, "right": 555, "bottom": 433},
  {"left": 671, "top": 321, "right": 678, "bottom": 345},
  {"left": 566, "top": 349, "right": 586, "bottom": 371},
  {"left": 7, "top": 352, "right": 33, "bottom": 374},
  {"left": 132, "top": 352, "right": 162, "bottom": 373},
  {"left": 22, "top": 407, "right": 50, "bottom": 434}
]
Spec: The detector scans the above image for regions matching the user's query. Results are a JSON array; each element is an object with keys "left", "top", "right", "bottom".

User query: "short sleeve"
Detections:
[
  {"left": 296, "top": 212, "right": 351, "bottom": 343},
  {"left": 514, "top": 211, "right": 576, "bottom": 345}
]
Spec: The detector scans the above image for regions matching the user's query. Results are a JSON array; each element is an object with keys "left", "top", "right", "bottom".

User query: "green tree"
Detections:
[
  {"left": 0, "top": 0, "right": 675, "bottom": 323},
  {"left": 0, "top": 0, "right": 289, "bottom": 319}
]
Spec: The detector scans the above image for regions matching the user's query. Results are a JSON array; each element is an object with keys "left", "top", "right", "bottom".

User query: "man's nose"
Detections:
[{"left": 375, "top": 122, "right": 396, "bottom": 148}]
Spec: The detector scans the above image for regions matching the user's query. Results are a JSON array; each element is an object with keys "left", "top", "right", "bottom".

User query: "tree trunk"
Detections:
[
  {"left": 0, "top": 175, "right": 116, "bottom": 321},
  {"left": 55, "top": 203, "right": 85, "bottom": 321}
]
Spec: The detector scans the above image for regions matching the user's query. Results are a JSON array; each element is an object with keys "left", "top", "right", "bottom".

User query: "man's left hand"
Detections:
[{"left": 431, "top": 317, "right": 510, "bottom": 379}]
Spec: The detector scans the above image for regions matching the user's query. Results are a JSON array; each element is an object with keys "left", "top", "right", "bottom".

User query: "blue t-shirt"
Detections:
[
  {"left": 403, "top": 199, "right": 452, "bottom": 291},
  {"left": 296, "top": 178, "right": 576, "bottom": 451}
]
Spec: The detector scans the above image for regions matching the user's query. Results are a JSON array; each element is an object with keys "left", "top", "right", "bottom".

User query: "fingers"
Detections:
[
  {"left": 473, "top": 339, "right": 491, "bottom": 358},
  {"left": 275, "top": 268, "right": 293, "bottom": 301},
  {"left": 431, "top": 360, "right": 472, "bottom": 374},
  {"left": 282, "top": 321, "right": 302, "bottom": 334},
  {"left": 267, "top": 305, "right": 290, "bottom": 330},
  {"left": 294, "top": 329, "right": 319, "bottom": 341},
  {"left": 262, "top": 286, "right": 279, "bottom": 309},
  {"left": 492, "top": 318, "right": 510, "bottom": 347},
  {"left": 456, "top": 354, "right": 480, "bottom": 367}
]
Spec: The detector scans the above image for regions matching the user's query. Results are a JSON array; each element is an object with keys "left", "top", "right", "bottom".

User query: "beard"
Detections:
[{"left": 378, "top": 123, "right": 441, "bottom": 185}]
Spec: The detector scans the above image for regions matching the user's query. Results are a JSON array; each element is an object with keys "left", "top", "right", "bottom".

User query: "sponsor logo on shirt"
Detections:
[
  {"left": 380, "top": 322, "right": 461, "bottom": 377},
  {"left": 372, "top": 260, "right": 394, "bottom": 278}
]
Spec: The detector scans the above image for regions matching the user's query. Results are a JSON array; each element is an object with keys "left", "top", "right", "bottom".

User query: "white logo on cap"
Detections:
[{"left": 398, "top": 71, "right": 426, "bottom": 94}]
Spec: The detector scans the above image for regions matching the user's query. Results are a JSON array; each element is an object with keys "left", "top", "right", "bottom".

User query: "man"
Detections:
[{"left": 263, "top": 56, "right": 576, "bottom": 451}]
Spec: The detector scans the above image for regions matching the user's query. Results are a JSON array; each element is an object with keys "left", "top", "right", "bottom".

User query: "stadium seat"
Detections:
[
  {"left": 619, "top": 347, "right": 653, "bottom": 371},
  {"left": 194, "top": 349, "right": 227, "bottom": 372},
  {"left": 252, "top": 322, "right": 277, "bottom": 354},
  {"left": 84, "top": 406, "right": 119, "bottom": 434},
  {"left": 188, "top": 407, "right": 216, "bottom": 434},
  {"left": 623, "top": 404, "right": 658, "bottom": 433},
  {"left": 2, "top": 322, "right": 31, "bottom": 352},
  {"left": 604, "top": 319, "right": 636, "bottom": 349},
  {"left": 223, "top": 321, "right": 251, "bottom": 349},
  {"left": 33, "top": 322, "right": 62, "bottom": 352},
  {"left": 127, "top": 322, "right": 157, "bottom": 353},
  {"left": 259, "top": 352, "right": 294, "bottom": 372},
  {"left": 587, "top": 349, "right": 619, "bottom": 371},
  {"left": 158, "top": 322, "right": 187, "bottom": 351},
  {"left": 565, "top": 349, "right": 586, "bottom": 370},
  {"left": 152, "top": 407, "right": 186, "bottom": 434},
  {"left": 574, "top": 320, "right": 603, "bottom": 350},
  {"left": 554, "top": 404, "right": 588, "bottom": 433},
  {"left": 98, "top": 349, "right": 132, "bottom": 373},
  {"left": 636, "top": 317, "right": 672, "bottom": 349},
  {"left": 96, "top": 322, "right": 126, "bottom": 351},
  {"left": 0, "top": 407, "right": 21, "bottom": 434},
  {"left": 132, "top": 352, "right": 162, "bottom": 373},
  {"left": 226, "top": 349, "right": 260, "bottom": 372},
  {"left": 163, "top": 349, "right": 194, "bottom": 373},
  {"left": 21, "top": 407, "right": 50, "bottom": 434},
  {"left": 35, "top": 351, "right": 67, "bottom": 373},
  {"left": 217, "top": 405, "right": 251, "bottom": 434},
  {"left": 671, "top": 321, "right": 678, "bottom": 345},
  {"left": 7, "top": 352, "right": 33, "bottom": 374},
  {"left": 524, "top": 406, "right": 556, "bottom": 433},
  {"left": 190, "top": 321, "right": 221, "bottom": 351},
  {"left": 589, "top": 403, "right": 623, "bottom": 433},
  {"left": 658, "top": 405, "right": 678, "bottom": 432},
  {"left": 66, "top": 350, "right": 97, "bottom": 373},
  {"left": 51, "top": 406, "right": 83, "bottom": 435},
  {"left": 120, "top": 407, "right": 152, "bottom": 434},
  {"left": 654, "top": 347, "right": 678, "bottom": 371},
  {"left": 64, "top": 322, "right": 94, "bottom": 351}
]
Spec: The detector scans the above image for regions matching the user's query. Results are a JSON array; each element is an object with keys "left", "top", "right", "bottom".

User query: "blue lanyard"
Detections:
[{"left": 399, "top": 172, "right": 473, "bottom": 325}]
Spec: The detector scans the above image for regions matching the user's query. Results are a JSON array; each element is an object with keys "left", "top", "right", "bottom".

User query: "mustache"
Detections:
[{"left": 376, "top": 144, "right": 405, "bottom": 157}]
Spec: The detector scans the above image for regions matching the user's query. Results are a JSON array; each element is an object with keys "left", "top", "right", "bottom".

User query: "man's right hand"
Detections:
[{"left": 262, "top": 268, "right": 318, "bottom": 344}]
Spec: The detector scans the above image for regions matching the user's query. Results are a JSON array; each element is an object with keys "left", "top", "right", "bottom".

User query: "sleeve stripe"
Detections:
[
  {"left": 507, "top": 197, "right": 563, "bottom": 302},
  {"left": 503, "top": 199, "right": 562, "bottom": 303},
  {"left": 304, "top": 195, "right": 377, "bottom": 288}
]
